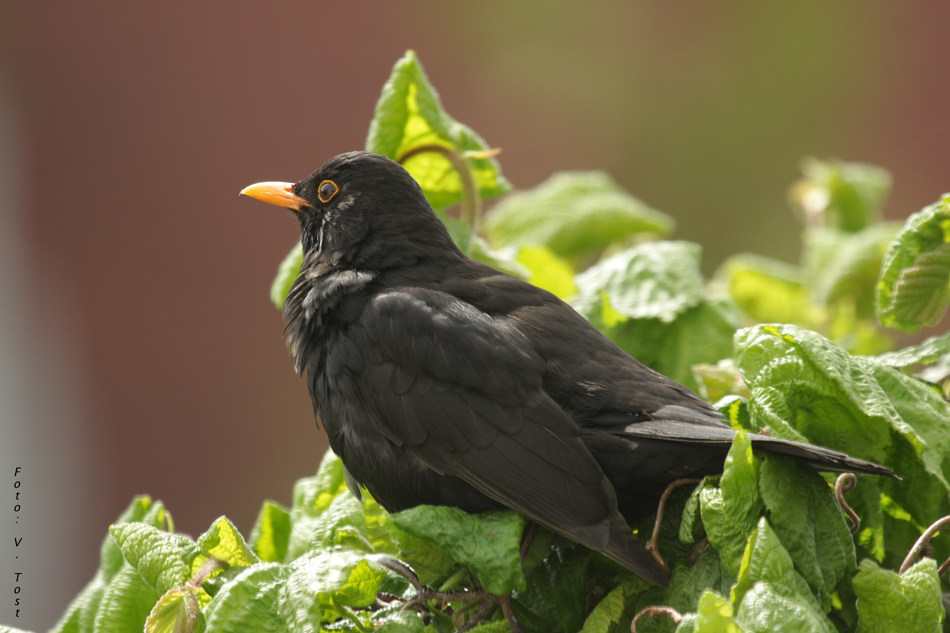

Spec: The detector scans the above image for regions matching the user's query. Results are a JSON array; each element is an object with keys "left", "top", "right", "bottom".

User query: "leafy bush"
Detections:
[{"left": 12, "top": 50, "right": 950, "bottom": 633}]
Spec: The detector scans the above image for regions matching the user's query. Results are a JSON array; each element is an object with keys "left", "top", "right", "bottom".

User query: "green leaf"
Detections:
[
  {"left": 202, "top": 563, "right": 290, "bottom": 633},
  {"left": 467, "top": 621, "right": 511, "bottom": 633},
  {"left": 515, "top": 244, "right": 578, "bottom": 299},
  {"left": 468, "top": 236, "right": 533, "bottom": 280},
  {"left": 877, "top": 193, "right": 950, "bottom": 332},
  {"left": 699, "top": 433, "right": 763, "bottom": 578},
  {"left": 435, "top": 209, "right": 473, "bottom": 252},
  {"left": 735, "top": 323, "right": 950, "bottom": 570},
  {"left": 731, "top": 518, "right": 816, "bottom": 610},
  {"left": 730, "top": 520, "right": 840, "bottom": 633},
  {"left": 109, "top": 524, "right": 198, "bottom": 595},
  {"left": 388, "top": 506, "right": 526, "bottom": 595},
  {"left": 384, "top": 518, "right": 456, "bottom": 588},
  {"left": 734, "top": 582, "right": 836, "bottom": 633},
  {"left": 270, "top": 241, "right": 302, "bottom": 309},
  {"left": 853, "top": 558, "right": 943, "bottom": 633},
  {"left": 574, "top": 241, "right": 704, "bottom": 323},
  {"left": 803, "top": 223, "right": 901, "bottom": 317},
  {"left": 197, "top": 517, "right": 260, "bottom": 569},
  {"left": 691, "top": 360, "right": 750, "bottom": 405},
  {"left": 664, "top": 547, "right": 734, "bottom": 621},
  {"left": 634, "top": 301, "right": 739, "bottom": 393},
  {"left": 715, "top": 254, "right": 811, "bottom": 326},
  {"left": 580, "top": 580, "right": 647, "bottom": 633},
  {"left": 678, "top": 590, "right": 742, "bottom": 633},
  {"left": 278, "top": 550, "right": 388, "bottom": 627},
  {"left": 737, "top": 324, "right": 950, "bottom": 501},
  {"left": 757, "top": 456, "right": 855, "bottom": 603},
  {"left": 307, "top": 490, "right": 368, "bottom": 550},
  {"left": 713, "top": 396, "right": 755, "bottom": 434},
  {"left": 365, "top": 50, "right": 510, "bottom": 210},
  {"left": 376, "top": 609, "right": 427, "bottom": 633},
  {"left": 48, "top": 575, "right": 106, "bottom": 633},
  {"left": 512, "top": 546, "right": 592, "bottom": 633},
  {"left": 49, "top": 496, "right": 166, "bottom": 633},
  {"left": 858, "top": 359, "right": 950, "bottom": 566},
  {"left": 735, "top": 324, "right": 898, "bottom": 462},
  {"left": 679, "top": 478, "right": 718, "bottom": 544},
  {"left": 145, "top": 586, "right": 204, "bottom": 633},
  {"left": 788, "top": 158, "right": 891, "bottom": 233},
  {"left": 103, "top": 496, "right": 161, "bottom": 578},
  {"left": 249, "top": 500, "right": 291, "bottom": 563},
  {"left": 871, "top": 330, "right": 950, "bottom": 369},
  {"left": 306, "top": 486, "right": 396, "bottom": 556},
  {"left": 286, "top": 449, "right": 353, "bottom": 560},
  {"left": 575, "top": 243, "right": 737, "bottom": 392},
  {"left": 92, "top": 565, "right": 160, "bottom": 633},
  {"left": 484, "top": 171, "right": 673, "bottom": 257}
]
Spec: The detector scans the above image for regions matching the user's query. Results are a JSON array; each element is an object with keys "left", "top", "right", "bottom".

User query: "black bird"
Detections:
[{"left": 242, "top": 151, "right": 893, "bottom": 587}]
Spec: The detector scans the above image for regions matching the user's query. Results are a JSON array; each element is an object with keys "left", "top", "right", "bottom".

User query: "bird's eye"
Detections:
[{"left": 318, "top": 180, "right": 339, "bottom": 204}]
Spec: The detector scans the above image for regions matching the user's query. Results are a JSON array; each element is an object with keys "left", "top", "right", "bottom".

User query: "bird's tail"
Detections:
[
  {"left": 600, "top": 515, "right": 670, "bottom": 587},
  {"left": 629, "top": 405, "right": 897, "bottom": 479},
  {"left": 748, "top": 434, "right": 897, "bottom": 478}
]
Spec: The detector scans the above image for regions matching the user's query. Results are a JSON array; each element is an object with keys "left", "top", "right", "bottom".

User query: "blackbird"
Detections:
[{"left": 242, "top": 151, "right": 894, "bottom": 587}]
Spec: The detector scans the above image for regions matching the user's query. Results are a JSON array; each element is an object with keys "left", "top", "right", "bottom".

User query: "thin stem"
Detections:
[
  {"left": 499, "top": 594, "right": 524, "bottom": 633},
  {"left": 438, "top": 566, "right": 469, "bottom": 592},
  {"left": 189, "top": 557, "right": 230, "bottom": 587},
  {"left": 396, "top": 144, "right": 482, "bottom": 251},
  {"left": 409, "top": 588, "right": 489, "bottom": 605},
  {"left": 631, "top": 606, "right": 683, "bottom": 632},
  {"left": 646, "top": 478, "right": 702, "bottom": 576},
  {"left": 331, "top": 597, "right": 373, "bottom": 633},
  {"left": 688, "top": 538, "right": 709, "bottom": 566},
  {"left": 377, "top": 557, "right": 422, "bottom": 591},
  {"left": 834, "top": 473, "right": 860, "bottom": 535},
  {"left": 456, "top": 597, "right": 496, "bottom": 633},
  {"left": 900, "top": 515, "right": 950, "bottom": 574},
  {"left": 519, "top": 521, "right": 540, "bottom": 564}
]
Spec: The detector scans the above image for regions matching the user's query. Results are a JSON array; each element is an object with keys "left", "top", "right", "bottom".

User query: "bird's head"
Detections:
[{"left": 242, "top": 151, "right": 459, "bottom": 268}]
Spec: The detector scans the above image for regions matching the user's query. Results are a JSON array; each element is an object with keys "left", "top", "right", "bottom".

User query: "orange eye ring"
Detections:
[{"left": 318, "top": 180, "right": 339, "bottom": 204}]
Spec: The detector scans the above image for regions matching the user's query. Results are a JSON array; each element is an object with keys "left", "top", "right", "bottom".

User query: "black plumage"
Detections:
[{"left": 242, "top": 151, "right": 894, "bottom": 587}]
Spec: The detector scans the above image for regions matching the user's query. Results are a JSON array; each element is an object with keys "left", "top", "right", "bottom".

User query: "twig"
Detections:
[
  {"left": 646, "top": 478, "right": 701, "bottom": 575},
  {"left": 189, "top": 557, "right": 230, "bottom": 587},
  {"left": 900, "top": 515, "right": 950, "bottom": 575},
  {"left": 500, "top": 594, "right": 524, "bottom": 633},
  {"left": 438, "top": 566, "right": 469, "bottom": 593},
  {"left": 688, "top": 537, "right": 709, "bottom": 566},
  {"left": 331, "top": 597, "right": 373, "bottom": 633},
  {"left": 377, "top": 558, "right": 423, "bottom": 592},
  {"left": 456, "top": 597, "right": 496, "bottom": 632},
  {"left": 834, "top": 473, "right": 860, "bottom": 535},
  {"left": 631, "top": 606, "right": 683, "bottom": 632},
  {"left": 396, "top": 144, "right": 483, "bottom": 246},
  {"left": 519, "top": 521, "right": 540, "bottom": 564},
  {"left": 378, "top": 554, "right": 524, "bottom": 631}
]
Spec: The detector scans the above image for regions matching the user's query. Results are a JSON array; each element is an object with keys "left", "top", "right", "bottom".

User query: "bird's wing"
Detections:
[{"left": 346, "top": 287, "right": 621, "bottom": 549}]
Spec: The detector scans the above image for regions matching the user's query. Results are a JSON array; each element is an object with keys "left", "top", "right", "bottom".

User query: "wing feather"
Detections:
[{"left": 351, "top": 288, "right": 618, "bottom": 542}]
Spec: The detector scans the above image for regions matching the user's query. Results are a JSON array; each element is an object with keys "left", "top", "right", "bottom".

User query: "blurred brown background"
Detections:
[{"left": 1, "top": 2, "right": 948, "bottom": 629}]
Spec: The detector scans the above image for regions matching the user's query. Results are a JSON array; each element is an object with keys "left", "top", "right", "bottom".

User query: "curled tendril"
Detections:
[
  {"left": 900, "top": 515, "right": 950, "bottom": 575},
  {"left": 646, "top": 478, "right": 702, "bottom": 576},
  {"left": 834, "top": 473, "right": 860, "bottom": 535},
  {"left": 631, "top": 606, "right": 683, "bottom": 632},
  {"left": 376, "top": 557, "right": 524, "bottom": 633}
]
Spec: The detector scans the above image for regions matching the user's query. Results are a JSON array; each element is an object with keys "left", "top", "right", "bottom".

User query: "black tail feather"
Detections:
[{"left": 749, "top": 434, "right": 898, "bottom": 479}]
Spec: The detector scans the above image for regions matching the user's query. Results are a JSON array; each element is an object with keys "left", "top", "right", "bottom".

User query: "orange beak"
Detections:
[{"left": 240, "top": 181, "right": 309, "bottom": 212}]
